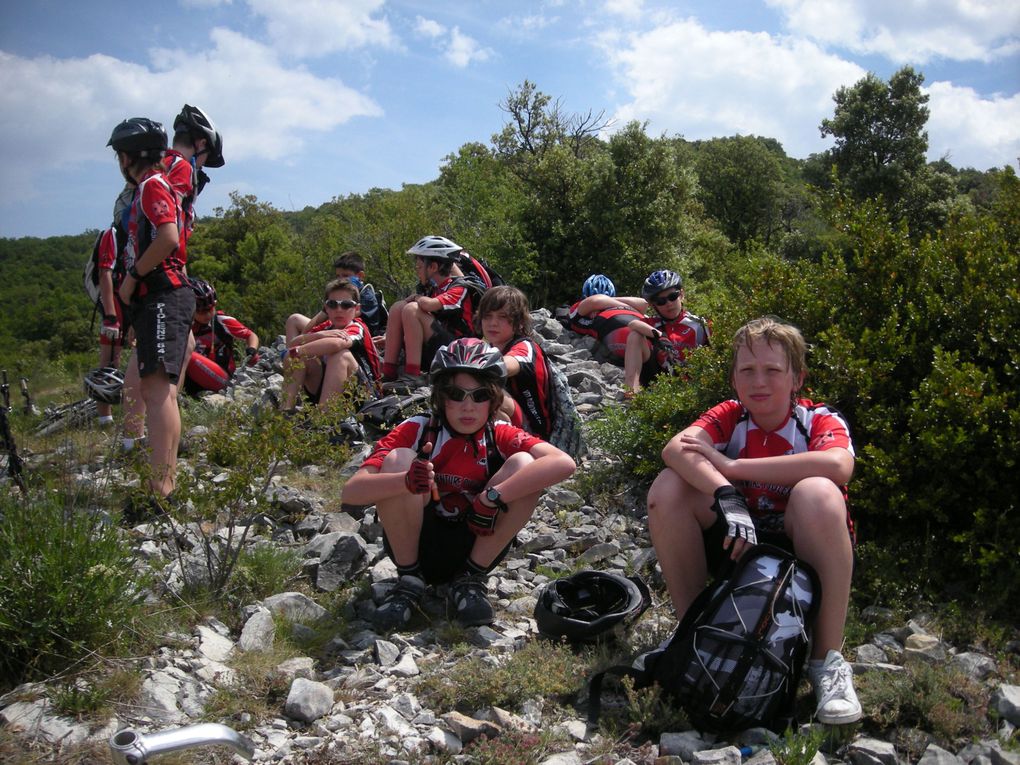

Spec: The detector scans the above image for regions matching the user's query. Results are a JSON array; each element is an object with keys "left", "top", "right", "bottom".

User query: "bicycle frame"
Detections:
[{"left": 109, "top": 723, "right": 254, "bottom": 764}]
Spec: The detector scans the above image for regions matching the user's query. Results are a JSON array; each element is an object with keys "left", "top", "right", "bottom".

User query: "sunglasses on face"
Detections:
[
  {"left": 653, "top": 290, "right": 682, "bottom": 306},
  {"left": 444, "top": 385, "right": 493, "bottom": 403},
  {"left": 324, "top": 299, "right": 358, "bottom": 310}
]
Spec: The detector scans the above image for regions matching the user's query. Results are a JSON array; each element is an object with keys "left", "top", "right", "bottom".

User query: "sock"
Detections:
[
  {"left": 404, "top": 363, "right": 421, "bottom": 377},
  {"left": 98, "top": 415, "right": 114, "bottom": 425},
  {"left": 382, "top": 362, "right": 398, "bottom": 380},
  {"left": 396, "top": 561, "right": 423, "bottom": 580},
  {"left": 460, "top": 558, "right": 488, "bottom": 578},
  {"left": 122, "top": 438, "right": 135, "bottom": 452}
]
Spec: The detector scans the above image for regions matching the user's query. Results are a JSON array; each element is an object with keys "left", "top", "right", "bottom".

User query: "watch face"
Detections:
[{"left": 486, "top": 487, "right": 501, "bottom": 503}]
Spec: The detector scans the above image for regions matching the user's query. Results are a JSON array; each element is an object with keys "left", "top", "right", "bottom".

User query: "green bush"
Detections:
[{"left": 0, "top": 491, "right": 143, "bottom": 688}]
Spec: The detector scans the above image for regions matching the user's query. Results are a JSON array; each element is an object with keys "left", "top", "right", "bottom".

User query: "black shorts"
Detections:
[
  {"left": 640, "top": 353, "right": 666, "bottom": 386},
  {"left": 382, "top": 505, "right": 514, "bottom": 585},
  {"left": 129, "top": 286, "right": 195, "bottom": 383}
]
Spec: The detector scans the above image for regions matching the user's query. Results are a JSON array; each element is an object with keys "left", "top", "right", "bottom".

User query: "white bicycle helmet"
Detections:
[
  {"left": 406, "top": 235, "right": 463, "bottom": 261},
  {"left": 84, "top": 367, "right": 125, "bottom": 404}
]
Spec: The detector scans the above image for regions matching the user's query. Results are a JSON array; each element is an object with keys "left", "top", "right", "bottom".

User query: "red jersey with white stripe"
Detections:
[
  {"left": 161, "top": 151, "right": 197, "bottom": 260},
  {"left": 693, "top": 398, "right": 855, "bottom": 535},
  {"left": 362, "top": 416, "right": 542, "bottom": 519},
  {"left": 125, "top": 168, "right": 185, "bottom": 297},
  {"left": 192, "top": 311, "right": 254, "bottom": 374},
  {"left": 503, "top": 336, "right": 553, "bottom": 439},
  {"left": 567, "top": 302, "right": 644, "bottom": 360},
  {"left": 428, "top": 277, "right": 474, "bottom": 337},
  {"left": 642, "top": 309, "right": 710, "bottom": 367}
]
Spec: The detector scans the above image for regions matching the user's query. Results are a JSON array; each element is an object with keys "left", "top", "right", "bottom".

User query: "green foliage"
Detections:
[
  {"left": 416, "top": 639, "right": 589, "bottom": 713},
  {"left": 462, "top": 730, "right": 552, "bottom": 765},
  {"left": 0, "top": 490, "right": 143, "bottom": 688},
  {"left": 770, "top": 725, "right": 827, "bottom": 765},
  {"left": 230, "top": 544, "right": 302, "bottom": 604}
]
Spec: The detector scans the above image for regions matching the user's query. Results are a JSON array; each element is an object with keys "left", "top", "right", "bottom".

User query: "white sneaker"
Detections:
[{"left": 809, "top": 649, "right": 863, "bottom": 724}]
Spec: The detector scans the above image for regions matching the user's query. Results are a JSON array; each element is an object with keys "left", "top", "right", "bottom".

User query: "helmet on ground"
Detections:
[
  {"left": 173, "top": 104, "right": 225, "bottom": 168},
  {"left": 190, "top": 278, "right": 217, "bottom": 310},
  {"left": 430, "top": 338, "right": 507, "bottom": 383},
  {"left": 582, "top": 274, "right": 616, "bottom": 298},
  {"left": 534, "top": 571, "right": 650, "bottom": 642},
  {"left": 406, "top": 235, "right": 463, "bottom": 262},
  {"left": 107, "top": 118, "right": 168, "bottom": 156},
  {"left": 84, "top": 367, "right": 125, "bottom": 405},
  {"left": 641, "top": 269, "right": 683, "bottom": 300}
]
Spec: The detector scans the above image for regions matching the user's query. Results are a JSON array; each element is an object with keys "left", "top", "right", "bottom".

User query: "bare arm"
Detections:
[
  {"left": 662, "top": 425, "right": 731, "bottom": 496},
  {"left": 302, "top": 310, "right": 327, "bottom": 333},
  {"left": 99, "top": 269, "right": 118, "bottom": 317},
  {"left": 489, "top": 441, "right": 576, "bottom": 500},
  {"left": 677, "top": 432, "right": 854, "bottom": 486},
  {"left": 342, "top": 465, "right": 413, "bottom": 505},
  {"left": 575, "top": 294, "right": 648, "bottom": 315},
  {"left": 412, "top": 295, "right": 442, "bottom": 313},
  {"left": 627, "top": 318, "right": 658, "bottom": 339}
]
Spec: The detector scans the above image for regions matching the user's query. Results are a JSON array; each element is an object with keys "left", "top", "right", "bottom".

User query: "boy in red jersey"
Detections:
[
  {"left": 647, "top": 317, "right": 861, "bottom": 725},
  {"left": 566, "top": 274, "right": 646, "bottom": 363},
  {"left": 478, "top": 286, "right": 554, "bottom": 440},
  {"left": 623, "top": 269, "right": 710, "bottom": 395},
  {"left": 281, "top": 279, "right": 379, "bottom": 410},
  {"left": 94, "top": 222, "right": 128, "bottom": 425},
  {"left": 342, "top": 338, "right": 575, "bottom": 631},
  {"left": 183, "top": 279, "right": 260, "bottom": 396},
  {"left": 110, "top": 118, "right": 193, "bottom": 511}
]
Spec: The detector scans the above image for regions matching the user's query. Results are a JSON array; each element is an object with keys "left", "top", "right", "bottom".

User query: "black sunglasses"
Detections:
[
  {"left": 653, "top": 290, "right": 682, "bottom": 306},
  {"left": 444, "top": 385, "right": 493, "bottom": 403},
  {"left": 324, "top": 298, "right": 358, "bottom": 310}
]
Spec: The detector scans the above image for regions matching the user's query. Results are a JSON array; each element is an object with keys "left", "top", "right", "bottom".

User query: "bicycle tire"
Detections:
[{"left": 34, "top": 399, "right": 98, "bottom": 437}]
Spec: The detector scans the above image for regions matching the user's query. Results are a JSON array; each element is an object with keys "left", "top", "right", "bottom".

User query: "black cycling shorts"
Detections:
[
  {"left": 130, "top": 286, "right": 195, "bottom": 383},
  {"left": 382, "top": 505, "right": 514, "bottom": 585}
]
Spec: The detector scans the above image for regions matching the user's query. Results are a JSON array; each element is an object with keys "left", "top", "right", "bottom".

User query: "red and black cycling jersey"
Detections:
[
  {"left": 124, "top": 168, "right": 186, "bottom": 297},
  {"left": 362, "top": 415, "right": 543, "bottom": 520},
  {"left": 502, "top": 336, "right": 553, "bottom": 440},
  {"left": 567, "top": 301, "right": 644, "bottom": 340},
  {"left": 161, "top": 151, "right": 198, "bottom": 261},
  {"left": 428, "top": 277, "right": 475, "bottom": 338},
  {"left": 641, "top": 309, "right": 710, "bottom": 368},
  {"left": 192, "top": 311, "right": 255, "bottom": 375}
]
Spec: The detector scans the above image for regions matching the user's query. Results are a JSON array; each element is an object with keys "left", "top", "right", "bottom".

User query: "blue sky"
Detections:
[{"left": 0, "top": 0, "right": 1017, "bottom": 238}]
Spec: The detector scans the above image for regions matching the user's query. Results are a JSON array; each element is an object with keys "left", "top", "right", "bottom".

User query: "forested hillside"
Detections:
[{"left": 1, "top": 70, "right": 1017, "bottom": 611}]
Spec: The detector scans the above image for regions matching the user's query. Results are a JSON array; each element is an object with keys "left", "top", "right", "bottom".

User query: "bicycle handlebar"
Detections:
[{"left": 109, "top": 723, "right": 255, "bottom": 764}]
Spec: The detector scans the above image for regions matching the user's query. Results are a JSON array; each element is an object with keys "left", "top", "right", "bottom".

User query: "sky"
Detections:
[{"left": 0, "top": 0, "right": 1018, "bottom": 239}]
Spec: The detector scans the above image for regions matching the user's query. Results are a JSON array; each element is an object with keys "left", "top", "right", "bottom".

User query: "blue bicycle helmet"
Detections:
[
  {"left": 582, "top": 274, "right": 615, "bottom": 298},
  {"left": 641, "top": 269, "right": 683, "bottom": 300}
]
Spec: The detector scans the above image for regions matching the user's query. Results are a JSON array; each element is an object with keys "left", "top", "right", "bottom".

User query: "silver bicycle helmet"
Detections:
[
  {"left": 173, "top": 105, "right": 225, "bottom": 167},
  {"left": 406, "top": 235, "right": 463, "bottom": 261},
  {"left": 84, "top": 367, "right": 125, "bottom": 405},
  {"left": 641, "top": 269, "right": 683, "bottom": 300},
  {"left": 429, "top": 338, "right": 507, "bottom": 384}
]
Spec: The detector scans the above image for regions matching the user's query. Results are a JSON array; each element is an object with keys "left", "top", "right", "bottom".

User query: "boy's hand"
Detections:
[
  {"left": 405, "top": 442, "right": 435, "bottom": 496},
  {"left": 466, "top": 495, "right": 499, "bottom": 536},
  {"left": 100, "top": 315, "right": 121, "bottom": 341},
  {"left": 711, "top": 485, "right": 757, "bottom": 555},
  {"left": 245, "top": 347, "right": 260, "bottom": 366}
]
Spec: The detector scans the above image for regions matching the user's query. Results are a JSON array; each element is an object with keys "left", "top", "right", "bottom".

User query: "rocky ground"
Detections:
[{"left": 1, "top": 311, "right": 1018, "bottom": 764}]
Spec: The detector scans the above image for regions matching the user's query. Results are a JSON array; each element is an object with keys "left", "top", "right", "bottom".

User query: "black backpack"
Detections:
[{"left": 588, "top": 545, "right": 819, "bottom": 733}]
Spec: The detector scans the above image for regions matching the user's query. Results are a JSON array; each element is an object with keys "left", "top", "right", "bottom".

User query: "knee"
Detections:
[
  {"left": 380, "top": 448, "right": 416, "bottom": 473},
  {"left": 786, "top": 477, "right": 847, "bottom": 530},
  {"left": 648, "top": 469, "right": 687, "bottom": 522}
]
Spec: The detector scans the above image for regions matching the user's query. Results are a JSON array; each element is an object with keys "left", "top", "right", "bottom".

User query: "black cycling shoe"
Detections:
[
  {"left": 373, "top": 575, "right": 426, "bottom": 632},
  {"left": 447, "top": 573, "right": 494, "bottom": 626},
  {"left": 122, "top": 492, "right": 175, "bottom": 525}
]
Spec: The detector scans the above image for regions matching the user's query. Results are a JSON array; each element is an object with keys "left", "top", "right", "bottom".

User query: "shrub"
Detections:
[{"left": 0, "top": 491, "right": 143, "bottom": 687}]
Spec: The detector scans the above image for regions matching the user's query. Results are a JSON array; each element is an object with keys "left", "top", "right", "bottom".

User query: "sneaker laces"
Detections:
[{"left": 815, "top": 656, "right": 854, "bottom": 705}]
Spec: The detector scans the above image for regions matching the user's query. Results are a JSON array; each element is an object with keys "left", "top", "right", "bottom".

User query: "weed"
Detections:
[
  {"left": 463, "top": 729, "right": 555, "bottom": 765},
  {"left": 202, "top": 647, "right": 297, "bottom": 727},
  {"left": 770, "top": 725, "right": 826, "bottom": 765}
]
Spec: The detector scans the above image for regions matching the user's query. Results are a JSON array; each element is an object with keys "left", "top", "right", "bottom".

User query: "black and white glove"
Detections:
[
  {"left": 711, "top": 485, "right": 757, "bottom": 546},
  {"left": 100, "top": 315, "right": 121, "bottom": 341}
]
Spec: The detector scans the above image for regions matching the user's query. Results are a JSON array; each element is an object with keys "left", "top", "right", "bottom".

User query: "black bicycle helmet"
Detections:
[
  {"left": 535, "top": 571, "right": 650, "bottom": 642},
  {"left": 84, "top": 367, "right": 125, "bottom": 405},
  {"left": 107, "top": 118, "right": 168, "bottom": 157},
  {"left": 429, "top": 338, "right": 507, "bottom": 383},
  {"left": 641, "top": 269, "right": 683, "bottom": 300},
  {"left": 173, "top": 104, "right": 225, "bottom": 168},
  {"left": 406, "top": 235, "right": 463, "bottom": 262},
  {"left": 582, "top": 274, "right": 616, "bottom": 298},
  {"left": 190, "top": 278, "right": 217, "bottom": 310}
]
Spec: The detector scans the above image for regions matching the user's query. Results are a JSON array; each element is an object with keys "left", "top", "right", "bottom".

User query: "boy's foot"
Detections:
[
  {"left": 372, "top": 575, "right": 425, "bottom": 632},
  {"left": 809, "top": 650, "right": 862, "bottom": 724},
  {"left": 382, "top": 373, "right": 428, "bottom": 393},
  {"left": 447, "top": 573, "right": 494, "bottom": 626},
  {"left": 122, "top": 492, "right": 176, "bottom": 525}
]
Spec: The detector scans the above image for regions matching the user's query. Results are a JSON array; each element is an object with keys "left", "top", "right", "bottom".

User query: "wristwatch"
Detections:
[{"left": 484, "top": 486, "right": 507, "bottom": 512}]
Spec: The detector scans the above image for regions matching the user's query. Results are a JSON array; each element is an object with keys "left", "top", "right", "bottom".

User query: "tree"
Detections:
[{"left": 819, "top": 66, "right": 930, "bottom": 204}]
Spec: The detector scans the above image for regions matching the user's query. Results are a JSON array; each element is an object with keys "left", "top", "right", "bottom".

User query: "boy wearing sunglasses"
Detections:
[
  {"left": 281, "top": 278, "right": 379, "bottom": 411},
  {"left": 623, "top": 269, "right": 710, "bottom": 396},
  {"left": 342, "top": 338, "right": 576, "bottom": 631}
]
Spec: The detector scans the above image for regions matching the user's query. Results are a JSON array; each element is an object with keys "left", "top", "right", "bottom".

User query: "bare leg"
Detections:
[
  {"left": 647, "top": 467, "right": 717, "bottom": 618},
  {"left": 375, "top": 448, "right": 427, "bottom": 566},
  {"left": 784, "top": 477, "right": 854, "bottom": 660},
  {"left": 383, "top": 300, "right": 409, "bottom": 367},
  {"left": 317, "top": 350, "right": 358, "bottom": 407},
  {"left": 122, "top": 352, "right": 145, "bottom": 440},
  {"left": 401, "top": 302, "right": 430, "bottom": 371},
  {"left": 285, "top": 313, "right": 312, "bottom": 343},
  {"left": 139, "top": 369, "right": 180, "bottom": 497},
  {"left": 623, "top": 329, "right": 652, "bottom": 393},
  {"left": 470, "top": 453, "right": 541, "bottom": 567},
  {"left": 97, "top": 342, "right": 121, "bottom": 420}
]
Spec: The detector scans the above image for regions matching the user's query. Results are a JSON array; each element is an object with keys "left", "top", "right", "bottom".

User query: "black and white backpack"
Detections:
[{"left": 589, "top": 545, "right": 819, "bottom": 733}]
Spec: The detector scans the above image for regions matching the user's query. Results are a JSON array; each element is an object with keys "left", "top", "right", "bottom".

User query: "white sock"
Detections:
[
  {"left": 98, "top": 415, "right": 114, "bottom": 424},
  {"left": 122, "top": 438, "right": 135, "bottom": 451}
]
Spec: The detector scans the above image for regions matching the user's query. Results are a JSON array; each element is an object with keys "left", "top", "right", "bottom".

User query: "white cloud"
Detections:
[
  {"left": 414, "top": 16, "right": 444, "bottom": 39},
  {"left": 766, "top": 0, "right": 1020, "bottom": 63},
  {"left": 601, "top": 18, "right": 865, "bottom": 158},
  {"left": 925, "top": 81, "right": 1020, "bottom": 168},
  {"left": 604, "top": 0, "right": 644, "bottom": 21},
  {"left": 246, "top": 0, "right": 397, "bottom": 57},
  {"left": 412, "top": 17, "right": 491, "bottom": 68},
  {"left": 0, "top": 29, "right": 382, "bottom": 205}
]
